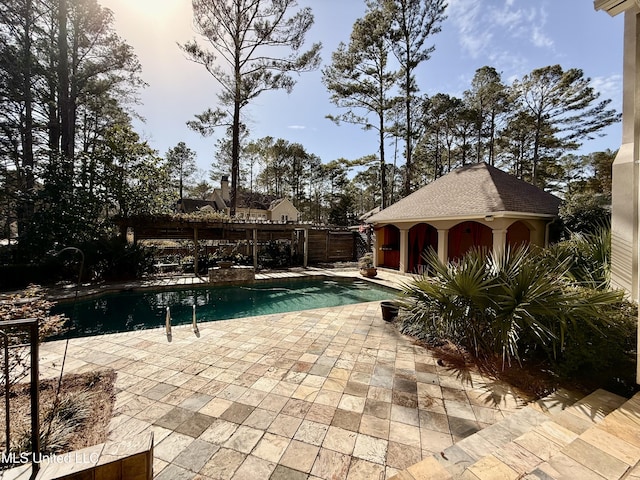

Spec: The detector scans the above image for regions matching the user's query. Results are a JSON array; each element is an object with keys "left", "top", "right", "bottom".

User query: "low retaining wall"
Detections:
[{"left": 208, "top": 266, "right": 255, "bottom": 284}]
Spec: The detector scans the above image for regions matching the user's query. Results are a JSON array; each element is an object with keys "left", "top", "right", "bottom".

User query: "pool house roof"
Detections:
[{"left": 367, "top": 162, "right": 561, "bottom": 224}]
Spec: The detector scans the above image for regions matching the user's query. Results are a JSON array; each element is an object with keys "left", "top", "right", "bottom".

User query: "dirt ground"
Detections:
[{"left": 0, "top": 370, "right": 116, "bottom": 454}]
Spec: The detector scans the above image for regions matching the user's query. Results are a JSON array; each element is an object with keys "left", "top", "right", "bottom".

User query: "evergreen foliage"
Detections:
[
  {"left": 180, "top": 0, "right": 322, "bottom": 215},
  {"left": 398, "top": 241, "right": 635, "bottom": 386}
]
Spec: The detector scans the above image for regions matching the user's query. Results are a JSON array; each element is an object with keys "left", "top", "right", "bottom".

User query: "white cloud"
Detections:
[
  {"left": 531, "top": 25, "right": 553, "bottom": 48},
  {"left": 486, "top": 49, "right": 528, "bottom": 78},
  {"left": 446, "top": 0, "right": 491, "bottom": 58},
  {"left": 488, "top": 3, "right": 544, "bottom": 43},
  {"left": 447, "top": 0, "right": 555, "bottom": 63},
  {"left": 591, "top": 74, "right": 623, "bottom": 106},
  {"left": 288, "top": 125, "right": 306, "bottom": 130},
  {"left": 490, "top": 6, "right": 524, "bottom": 30},
  {"left": 529, "top": 8, "right": 553, "bottom": 48}
]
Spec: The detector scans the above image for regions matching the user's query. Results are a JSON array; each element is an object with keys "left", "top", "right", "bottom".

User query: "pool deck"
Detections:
[{"left": 12, "top": 269, "right": 530, "bottom": 479}]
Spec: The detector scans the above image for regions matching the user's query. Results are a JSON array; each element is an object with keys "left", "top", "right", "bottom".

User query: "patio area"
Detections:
[{"left": 20, "top": 275, "right": 528, "bottom": 480}]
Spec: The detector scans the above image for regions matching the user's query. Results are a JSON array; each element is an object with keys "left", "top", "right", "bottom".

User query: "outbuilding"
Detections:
[{"left": 366, "top": 163, "right": 561, "bottom": 274}]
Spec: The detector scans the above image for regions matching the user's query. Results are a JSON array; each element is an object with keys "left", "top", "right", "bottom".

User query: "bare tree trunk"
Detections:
[
  {"left": 379, "top": 111, "right": 387, "bottom": 209},
  {"left": 17, "top": 0, "right": 35, "bottom": 236},
  {"left": 58, "top": 0, "right": 73, "bottom": 163},
  {"left": 403, "top": 63, "right": 412, "bottom": 196}
]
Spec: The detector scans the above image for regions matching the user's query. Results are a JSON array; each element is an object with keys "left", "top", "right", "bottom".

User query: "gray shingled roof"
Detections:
[
  {"left": 368, "top": 163, "right": 561, "bottom": 223},
  {"left": 177, "top": 198, "right": 219, "bottom": 213}
]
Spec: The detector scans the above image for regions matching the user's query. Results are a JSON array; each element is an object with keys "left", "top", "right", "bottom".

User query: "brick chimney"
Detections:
[{"left": 221, "top": 175, "right": 230, "bottom": 203}]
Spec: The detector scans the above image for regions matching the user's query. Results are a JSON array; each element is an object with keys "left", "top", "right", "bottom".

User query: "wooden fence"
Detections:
[{"left": 307, "top": 230, "right": 357, "bottom": 264}]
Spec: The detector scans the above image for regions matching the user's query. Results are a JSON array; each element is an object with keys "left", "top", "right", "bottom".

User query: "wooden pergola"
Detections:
[{"left": 116, "top": 216, "right": 358, "bottom": 273}]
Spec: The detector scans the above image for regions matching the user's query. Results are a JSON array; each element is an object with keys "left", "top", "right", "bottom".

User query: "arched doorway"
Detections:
[
  {"left": 448, "top": 221, "right": 493, "bottom": 261},
  {"left": 378, "top": 225, "right": 400, "bottom": 269},
  {"left": 506, "top": 221, "right": 531, "bottom": 249},
  {"left": 408, "top": 223, "right": 438, "bottom": 274}
]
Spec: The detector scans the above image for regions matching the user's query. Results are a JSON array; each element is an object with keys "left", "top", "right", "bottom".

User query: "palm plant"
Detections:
[
  {"left": 542, "top": 224, "right": 611, "bottom": 290},
  {"left": 400, "top": 244, "right": 625, "bottom": 368}
]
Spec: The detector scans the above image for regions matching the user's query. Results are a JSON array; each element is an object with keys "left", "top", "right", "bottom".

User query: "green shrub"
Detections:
[
  {"left": 0, "top": 236, "right": 156, "bottom": 288},
  {"left": 399, "top": 246, "right": 631, "bottom": 375},
  {"left": 208, "top": 245, "right": 252, "bottom": 267},
  {"left": 554, "top": 297, "right": 636, "bottom": 376},
  {"left": 559, "top": 192, "right": 610, "bottom": 236},
  {"left": 259, "top": 241, "right": 291, "bottom": 269},
  {"left": 80, "top": 237, "right": 156, "bottom": 281},
  {"left": 542, "top": 225, "right": 611, "bottom": 290},
  {"left": 0, "top": 262, "right": 63, "bottom": 290}
]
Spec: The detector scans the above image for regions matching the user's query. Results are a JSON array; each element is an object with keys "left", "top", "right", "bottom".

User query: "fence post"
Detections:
[
  {"left": 30, "top": 320, "right": 39, "bottom": 476},
  {"left": 0, "top": 318, "right": 39, "bottom": 476},
  {"left": 1, "top": 330, "right": 9, "bottom": 457}
]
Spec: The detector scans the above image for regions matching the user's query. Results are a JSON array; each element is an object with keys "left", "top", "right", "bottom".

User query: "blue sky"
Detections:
[{"left": 100, "top": 0, "right": 625, "bottom": 178}]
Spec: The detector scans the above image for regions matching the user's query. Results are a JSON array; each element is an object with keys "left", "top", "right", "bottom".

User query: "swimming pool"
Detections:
[{"left": 50, "top": 277, "right": 398, "bottom": 339}]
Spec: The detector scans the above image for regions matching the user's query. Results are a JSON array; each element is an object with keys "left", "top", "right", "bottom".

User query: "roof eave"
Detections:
[
  {"left": 595, "top": 0, "right": 640, "bottom": 16},
  {"left": 367, "top": 211, "right": 558, "bottom": 225}
]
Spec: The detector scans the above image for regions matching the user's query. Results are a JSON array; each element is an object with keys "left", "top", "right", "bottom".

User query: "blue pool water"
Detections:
[{"left": 50, "top": 278, "right": 397, "bottom": 339}]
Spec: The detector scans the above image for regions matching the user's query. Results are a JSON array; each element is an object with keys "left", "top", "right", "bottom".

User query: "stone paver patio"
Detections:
[{"left": 32, "top": 279, "right": 528, "bottom": 480}]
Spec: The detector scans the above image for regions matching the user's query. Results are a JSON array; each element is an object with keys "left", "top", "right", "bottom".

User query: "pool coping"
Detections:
[{"left": 44, "top": 268, "right": 406, "bottom": 303}]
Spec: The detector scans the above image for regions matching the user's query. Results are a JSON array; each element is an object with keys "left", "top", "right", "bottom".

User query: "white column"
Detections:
[
  {"left": 437, "top": 229, "right": 449, "bottom": 264},
  {"left": 399, "top": 229, "right": 409, "bottom": 273},
  {"left": 492, "top": 229, "right": 508, "bottom": 257}
]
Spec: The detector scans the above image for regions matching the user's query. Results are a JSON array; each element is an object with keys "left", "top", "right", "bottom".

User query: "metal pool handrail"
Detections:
[{"left": 165, "top": 305, "right": 199, "bottom": 337}]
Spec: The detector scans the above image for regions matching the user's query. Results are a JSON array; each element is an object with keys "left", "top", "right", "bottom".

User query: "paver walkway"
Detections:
[{"left": 33, "top": 293, "right": 528, "bottom": 479}]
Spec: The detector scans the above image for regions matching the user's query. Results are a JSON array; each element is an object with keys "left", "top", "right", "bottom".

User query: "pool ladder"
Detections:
[{"left": 165, "top": 305, "right": 198, "bottom": 337}]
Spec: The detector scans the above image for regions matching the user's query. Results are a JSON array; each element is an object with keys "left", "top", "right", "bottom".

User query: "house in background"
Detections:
[
  {"left": 176, "top": 176, "right": 301, "bottom": 222},
  {"left": 366, "top": 163, "right": 561, "bottom": 274},
  {"left": 265, "top": 198, "right": 299, "bottom": 222}
]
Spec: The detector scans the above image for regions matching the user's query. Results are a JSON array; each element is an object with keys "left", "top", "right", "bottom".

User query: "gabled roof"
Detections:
[
  {"left": 269, "top": 198, "right": 297, "bottom": 211},
  {"left": 368, "top": 163, "right": 561, "bottom": 223},
  {"left": 177, "top": 199, "right": 218, "bottom": 213},
  {"left": 269, "top": 198, "right": 285, "bottom": 210},
  {"left": 235, "top": 191, "right": 278, "bottom": 211},
  {"left": 359, "top": 206, "right": 381, "bottom": 222}
]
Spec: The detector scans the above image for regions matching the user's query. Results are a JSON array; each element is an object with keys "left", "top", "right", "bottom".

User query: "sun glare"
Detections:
[{"left": 110, "top": 0, "right": 185, "bottom": 23}]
